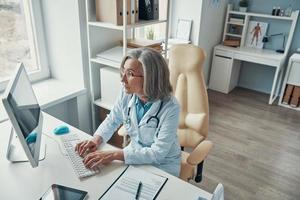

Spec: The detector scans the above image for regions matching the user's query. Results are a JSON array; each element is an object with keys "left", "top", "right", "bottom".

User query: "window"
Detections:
[{"left": 0, "top": 0, "right": 49, "bottom": 91}]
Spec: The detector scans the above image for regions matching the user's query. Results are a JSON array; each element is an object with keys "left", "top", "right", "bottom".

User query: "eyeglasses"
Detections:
[{"left": 120, "top": 69, "right": 144, "bottom": 79}]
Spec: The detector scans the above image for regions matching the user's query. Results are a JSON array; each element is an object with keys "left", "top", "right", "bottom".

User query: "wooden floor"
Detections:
[{"left": 194, "top": 88, "right": 300, "bottom": 200}]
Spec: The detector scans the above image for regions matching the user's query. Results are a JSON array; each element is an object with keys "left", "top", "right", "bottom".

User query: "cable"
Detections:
[{"left": 43, "top": 133, "right": 68, "bottom": 157}]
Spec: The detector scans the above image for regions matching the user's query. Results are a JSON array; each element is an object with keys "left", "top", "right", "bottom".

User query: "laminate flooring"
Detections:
[{"left": 194, "top": 88, "right": 300, "bottom": 200}]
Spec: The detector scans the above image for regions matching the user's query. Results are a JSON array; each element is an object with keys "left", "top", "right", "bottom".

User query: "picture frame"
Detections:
[
  {"left": 176, "top": 19, "right": 192, "bottom": 41},
  {"left": 245, "top": 21, "right": 268, "bottom": 49}
]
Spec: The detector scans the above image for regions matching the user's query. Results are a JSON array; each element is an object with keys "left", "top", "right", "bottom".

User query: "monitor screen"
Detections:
[{"left": 2, "top": 63, "right": 43, "bottom": 167}]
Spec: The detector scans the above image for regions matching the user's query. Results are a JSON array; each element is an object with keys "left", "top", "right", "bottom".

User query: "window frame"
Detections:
[{"left": 0, "top": 0, "right": 50, "bottom": 91}]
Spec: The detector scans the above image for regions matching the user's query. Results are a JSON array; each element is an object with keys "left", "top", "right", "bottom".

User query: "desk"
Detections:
[
  {"left": 209, "top": 45, "right": 287, "bottom": 104},
  {"left": 0, "top": 112, "right": 212, "bottom": 200}
]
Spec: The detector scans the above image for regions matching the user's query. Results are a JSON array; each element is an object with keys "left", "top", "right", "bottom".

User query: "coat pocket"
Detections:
[{"left": 138, "top": 125, "right": 157, "bottom": 147}]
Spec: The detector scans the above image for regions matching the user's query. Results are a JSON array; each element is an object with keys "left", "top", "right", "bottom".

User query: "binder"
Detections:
[
  {"left": 135, "top": 0, "right": 139, "bottom": 22},
  {"left": 153, "top": 0, "right": 159, "bottom": 20},
  {"left": 139, "top": 0, "right": 158, "bottom": 20},
  {"left": 96, "top": 0, "right": 131, "bottom": 26},
  {"left": 290, "top": 86, "right": 300, "bottom": 107},
  {"left": 130, "top": 0, "right": 135, "bottom": 24},
  {"left": 282, "top": 84, "right": 294, "bottom": 105}
]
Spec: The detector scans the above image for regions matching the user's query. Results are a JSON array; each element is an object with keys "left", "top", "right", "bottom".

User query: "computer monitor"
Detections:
[{"left": 2, "top": 63, "right": 46, "bottom": 167}]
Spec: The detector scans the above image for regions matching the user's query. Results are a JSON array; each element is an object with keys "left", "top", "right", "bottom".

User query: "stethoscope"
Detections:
[{"left": 124, "top": 96, "right": 164, "bottom": 128}]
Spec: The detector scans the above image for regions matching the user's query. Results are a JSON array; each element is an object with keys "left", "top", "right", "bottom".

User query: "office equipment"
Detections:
[
  {"left": 168, "top": 44, "right": 213, "bottom": 183},
  {"left": 86, "top": 0, "right": 170, "bottom": 131},
  {"left": 0, "top": 112, "right": 212, "bottom": 199},
  {"left": 99, "top": 165, "right": 168, "bottom": 200},
  {"left": 39, "top": 184, "right": 88, "bottom": 200},
  {"left": 278, "top": 53, "right": 300, "bottom": 110},
  {"left": 60, "top": 133, "right": 101, "bottom": 178},
  {"left": 2, "top": 63, "right": 45, "bottom": 167},
  {"left": 53, "top": 125, "right": 70, "bottom": 135}
]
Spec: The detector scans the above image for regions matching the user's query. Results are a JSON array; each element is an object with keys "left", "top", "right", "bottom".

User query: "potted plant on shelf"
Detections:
[{"left": 239, "top": 0, "right": 248, "bottom": 12}]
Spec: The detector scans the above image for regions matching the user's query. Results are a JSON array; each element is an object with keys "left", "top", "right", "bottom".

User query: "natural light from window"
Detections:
[{"left": 0, "top": 0, "right": 38, "bottom": 81}]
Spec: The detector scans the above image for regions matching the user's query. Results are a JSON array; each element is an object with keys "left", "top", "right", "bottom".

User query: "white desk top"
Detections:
[
  {"left": 215, "top": 44, "right": 285, "bottom": 63},
  {"left": 0, "top": 112, "right": 212, "bottom": 200}
]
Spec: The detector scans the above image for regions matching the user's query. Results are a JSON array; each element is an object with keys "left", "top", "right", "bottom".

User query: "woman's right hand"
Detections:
[{"left": 75, "top": 135, "right": 102, "bottom": 157}]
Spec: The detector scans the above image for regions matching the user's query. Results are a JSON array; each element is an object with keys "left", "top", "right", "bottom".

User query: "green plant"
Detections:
[
  {"left": 146, "top": 26, "right": 154, "bottom": 40},
  {"left": 239, "top": 0, "right": 248, "bottom": 7}
]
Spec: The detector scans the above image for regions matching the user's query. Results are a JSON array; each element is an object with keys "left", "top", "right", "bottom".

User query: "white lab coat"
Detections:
[{"left": 95, "top": 88, "right": 181, "bottom": 176}]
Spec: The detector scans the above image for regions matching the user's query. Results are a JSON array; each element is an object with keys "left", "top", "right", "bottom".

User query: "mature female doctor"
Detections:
[{"left": 75, "top": 48, "right": 181, "bottom": 176}]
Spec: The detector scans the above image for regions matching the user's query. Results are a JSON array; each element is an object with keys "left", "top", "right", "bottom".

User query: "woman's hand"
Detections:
[
  {"left": 75, "top": 135, "right": 102, "bottom": 156},
  {"left": 83, "top": 150, "right": 124, "bottom": 169}
]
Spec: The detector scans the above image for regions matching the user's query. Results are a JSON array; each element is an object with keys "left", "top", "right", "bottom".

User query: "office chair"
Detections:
[{"left": 168, "top": 44, "right": 213, "bottom": 183}]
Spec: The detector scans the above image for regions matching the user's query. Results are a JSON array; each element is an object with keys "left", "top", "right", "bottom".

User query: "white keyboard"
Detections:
[{"left": 60, "top": 134, "right": 100, "bottom": 178}]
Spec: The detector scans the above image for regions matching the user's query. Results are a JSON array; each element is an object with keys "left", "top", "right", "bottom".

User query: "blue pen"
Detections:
[{"left": 135, "top": 181, "right": 143, "bottom": 200}]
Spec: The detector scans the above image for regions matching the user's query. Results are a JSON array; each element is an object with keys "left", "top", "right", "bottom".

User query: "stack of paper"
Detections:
[{"left": 96, "top": 46, "right": 125, "bottom": 63}]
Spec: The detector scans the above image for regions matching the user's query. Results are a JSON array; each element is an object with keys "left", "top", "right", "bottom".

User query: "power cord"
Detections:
[{"left": 43, "top": 133, "right": 68, "bottom": 157}]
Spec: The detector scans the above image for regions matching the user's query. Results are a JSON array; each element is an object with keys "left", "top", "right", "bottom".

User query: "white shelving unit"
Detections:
[
  {"left": 85, "top": 0, "right": 170, "bottom": 130},
  {"left": 222, "top": 4, "right": 298, "bottom": 48},
  {"left": 278, "top": 53, "right": 300, "bottom": 111}
]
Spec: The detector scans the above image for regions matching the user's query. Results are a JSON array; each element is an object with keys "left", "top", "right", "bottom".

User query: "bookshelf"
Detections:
[
  {"left": 278, "top": 53, "right": 300, "bottom": 111},
  {"left": 85, "top": 0, "right": 171, "bottom": 130},
  {"left": 222, "top": 4, "right": 298, "bottom": 48}
]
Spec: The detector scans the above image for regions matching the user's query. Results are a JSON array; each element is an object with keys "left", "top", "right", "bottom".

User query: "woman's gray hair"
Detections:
[{"left": 120, "top": 47, "right": 173, "bottom": 101}]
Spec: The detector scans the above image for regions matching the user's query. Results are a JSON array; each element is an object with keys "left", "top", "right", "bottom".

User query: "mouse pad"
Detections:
[{"left": 39, "top": 184, "right": 87, "bottom": 200}]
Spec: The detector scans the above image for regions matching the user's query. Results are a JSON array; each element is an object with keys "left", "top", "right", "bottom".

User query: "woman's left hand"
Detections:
[{"left": 83, "top": 150, "right": 124, "bottom": 169}]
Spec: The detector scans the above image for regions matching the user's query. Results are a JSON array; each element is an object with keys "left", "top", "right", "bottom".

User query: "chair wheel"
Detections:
[{"left": 195, "top": 174, "right": 202, "bottom": 183}]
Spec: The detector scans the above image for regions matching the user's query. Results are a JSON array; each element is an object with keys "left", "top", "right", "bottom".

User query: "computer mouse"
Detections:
[
  {"left": 53, "top": 125, "right": 70, "bottom": 135},
  {"left": 26, "top": 132, "right": 37, "bottom": 144}
]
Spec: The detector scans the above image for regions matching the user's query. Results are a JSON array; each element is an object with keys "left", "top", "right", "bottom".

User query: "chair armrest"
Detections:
[{"left": 187, "top": 140, "right": 213, "bottom": 165}]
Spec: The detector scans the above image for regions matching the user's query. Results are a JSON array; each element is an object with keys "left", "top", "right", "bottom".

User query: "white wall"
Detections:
[
  {"left": 198, "top": 0, "right": 229, "bottom": 85},
  {"left": 170, "top": 0, "right": 229, "bottom": 85},
  {"left": 41, "top": 0, "right": 84, "bottom": 84},
  {"left": 170, "top": 0, "right": 202, "bottom": 44},
  {"left": 40, "top": 0, "right": 92, "bottom": 133}
]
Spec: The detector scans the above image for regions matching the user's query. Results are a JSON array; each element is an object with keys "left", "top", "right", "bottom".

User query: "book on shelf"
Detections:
[
  {"left": 223, "top": 39, "right": 240, "bottom": 47},
  {"left": 282, "top": 84, "right": 294, "bottom": 105},
  {"left": 120, "top": 38, "right": 163, "bottom": 52},
  {"left": 229, "top": 17, "right": 244, "bottom": 24},
  {"left": 290, "top": 86, "right": 300, "bottom": 107}
]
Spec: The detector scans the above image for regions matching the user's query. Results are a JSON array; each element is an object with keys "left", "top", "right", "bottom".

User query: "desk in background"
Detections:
[
  {"left": 0, "top": 112, "right": 212, "bottom": 200},
  {"left": 209, "top": 45, "right": 287, "bottom": 104}
]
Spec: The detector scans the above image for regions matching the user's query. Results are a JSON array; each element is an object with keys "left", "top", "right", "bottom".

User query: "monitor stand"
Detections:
[{"left": 6, "top": 127, "right": 46, "bottom": 162}]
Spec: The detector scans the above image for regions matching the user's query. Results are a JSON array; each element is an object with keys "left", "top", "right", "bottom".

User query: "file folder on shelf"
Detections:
[
  {"left": 282, "top": 84, "right": 294, "bottom": 105},
  {"left": 139, "top": 0, "right": 159, "bottom": 20},
  {"left": 96, "top": 0, "right": 131, "bottom": 25},
  {"left": 290, "top": 86, "right": 300, "bottom": 107}
]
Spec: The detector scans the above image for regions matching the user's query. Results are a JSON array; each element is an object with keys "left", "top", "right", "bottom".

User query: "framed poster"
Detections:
[
  {"left": 245, "top": 21, "right": 268, "bottom": 49},
  {"left": 176, "top": 19, "right": 192, "bottom": 41}
]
